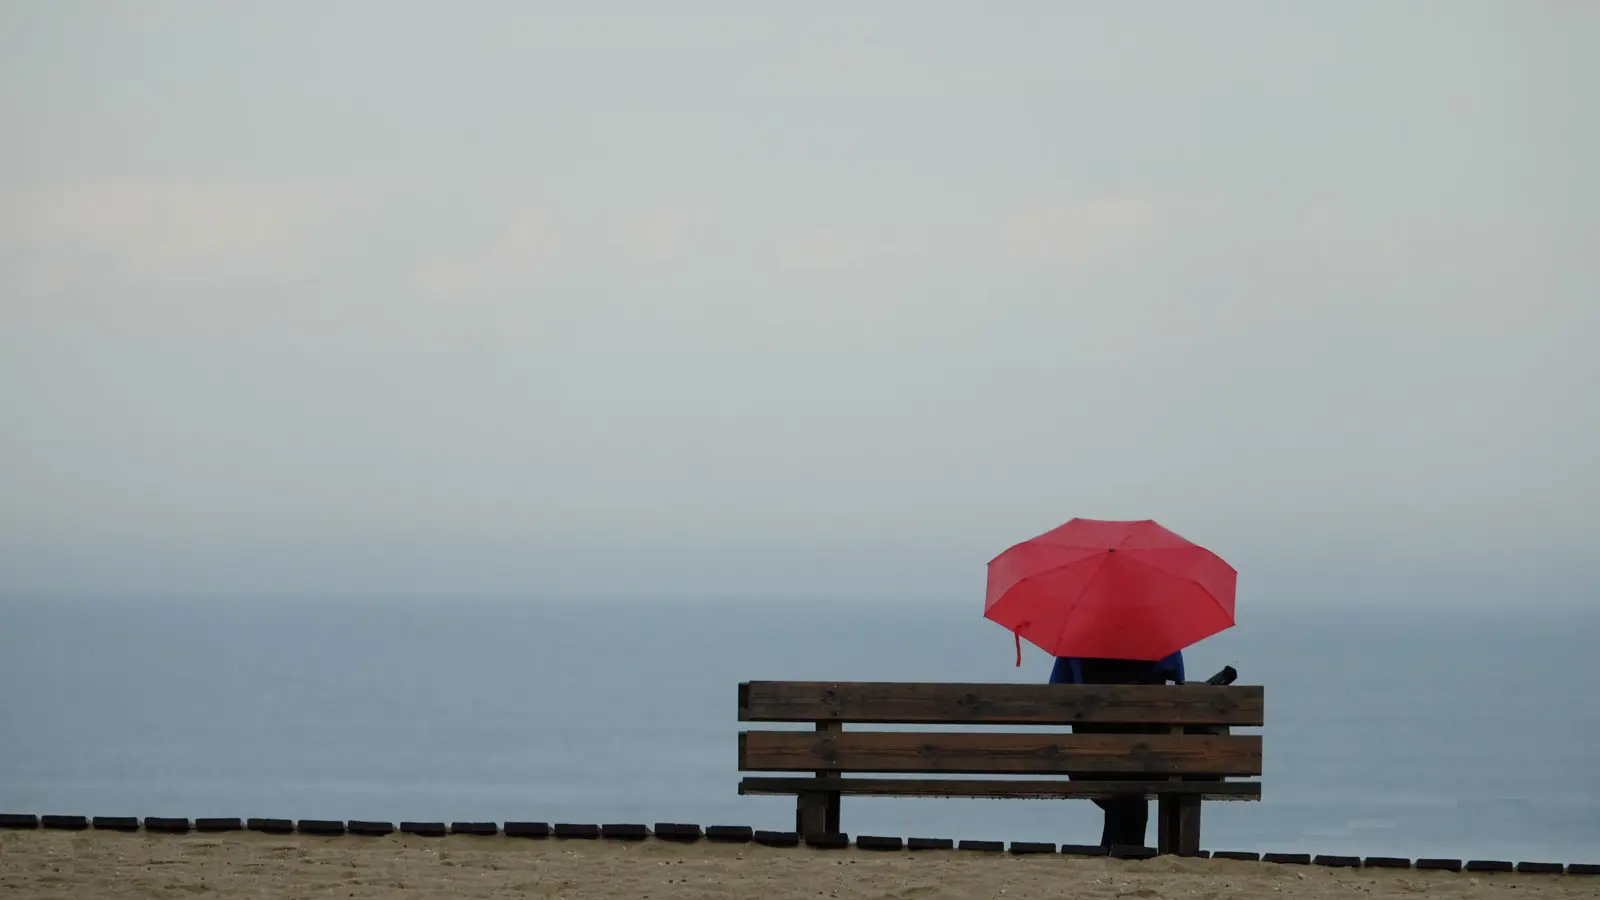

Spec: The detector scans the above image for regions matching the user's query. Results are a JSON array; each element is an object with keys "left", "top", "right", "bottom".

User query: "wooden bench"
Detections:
[{"left": 737, "top": 680, "right": 1264, "bottom": 855}]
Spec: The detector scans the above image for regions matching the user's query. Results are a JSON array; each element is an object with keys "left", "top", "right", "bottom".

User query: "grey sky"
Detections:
[{"left": 2, "top": 2, "right": 1595, "bottom": 604}]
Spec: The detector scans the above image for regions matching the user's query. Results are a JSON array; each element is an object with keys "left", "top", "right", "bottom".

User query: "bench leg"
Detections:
[
  {"left": 800, "top": 721, "right": 842, "bottom": 836},
  {"left": 796, "top": 794, "right": 820, "bottom": 836},
  {"left": 796, "top": 791, "right": 838, "bottom": 837},
  {"left": 1157, "top": 795, "right": 1175, "bottom": 854},
  {"left": 1158, "top": 795, "right": 1202, "bottom": 855},
  {"left": 1160, "top": 727, "right": 1205, "bottom": 856}
]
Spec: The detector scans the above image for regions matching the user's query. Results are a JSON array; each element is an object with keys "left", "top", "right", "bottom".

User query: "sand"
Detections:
[{"left": 1, "top": 830, "right": 1591, "bottom": 900}]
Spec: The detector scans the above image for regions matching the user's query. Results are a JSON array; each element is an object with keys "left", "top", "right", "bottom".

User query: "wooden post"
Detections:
[
  {"left": 1173, "top": 795, "right": 1201, "bottom": 855},
  {"left": 1157, "top": 723, "right": 1204, "bottom": 855},
  {"left": 796, "top": 721, "right": 843, "bottom": 837},
  {"left": 796, "top": 792, "right": 827, "bottom": 836},
  {"left": 1158, "top": 792, "right": 1203, "bottom": 855},
  {"left": 819, "top": 721, "right": 842, "bottom": 834},
  {"left": 1157, "top": 793, "right": 1177, "bottom": 854},
  {"left": 1159, "top": 723, "right": 1222, "bottom": 855}
]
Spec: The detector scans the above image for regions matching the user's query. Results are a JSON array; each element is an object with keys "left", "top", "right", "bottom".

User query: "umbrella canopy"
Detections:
[{"left": 985, "top": 518, "right": 1236, "bottom": 663}]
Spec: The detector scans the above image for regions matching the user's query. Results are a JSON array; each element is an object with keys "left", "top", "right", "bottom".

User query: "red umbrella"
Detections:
[{"left": 985, "top": 518, "right": 1236, "bottom": 664}]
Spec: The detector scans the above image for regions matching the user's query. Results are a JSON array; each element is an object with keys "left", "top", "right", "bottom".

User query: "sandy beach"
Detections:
[{"left": 1, "top": 830, "right": 1590, "bottom": 900}]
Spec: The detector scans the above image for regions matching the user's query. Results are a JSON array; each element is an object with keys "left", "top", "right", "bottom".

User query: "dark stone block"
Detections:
[
  {"left": 1515, "top": 862, "right": 1564, "bottom": 874},
  {"left": 754, "top": 830, "right": 799, "bottom": 847},
  {"left": 553, "top": 823, "right": 600, "bottom": 839},
  {"left": 41, "top": 815, "right": 88, "bottom": 830},
  {"left": 93, "top": 816, "right": 140, "bottom": 832},
  {"left": 450, "top": 822, "right": 498, "bottom": 836},
  {"left": 1567, "top": 863, "right": 1600, "bottom": 876},
  {"left": 1212, "top": 851, "right": 1261, "bottom": 862},
  {"left": 247, "top": 818, "right": 294, "bottom": 835},
  {"left": 706, "top": 825, "right": 753, "bottom": 843},
  {"left": 805, "top": 832, "right": 849, "bottom": 849},
  {"left": 296, "top": 820, "right": 346, "bottom": 836},
  {"left": 348, "top": 821, "right": 394, "bottom": 836},
  {"left": 1263, "top": 853, "right": 1311, "bottom": 865},
  {"left": 1416, "top": 858, "right": 1462, "bottom": 872},
  {"left": 195, "top": 818, "right": 242, "bottom": 833},
  {"left": 1314, "top": 855, "right": 1361, "bottom": 868},
  {"left": 504, "top": 822, "right": 550, "bottom": 838},
  {"left": 1111, "top": 845, "right": 1158, "bottom": 860},
  {"left": 857, "top": 835, "right": 904, "bottom": 851},
  {"left": 1364, "top": 857, "right": 1412, "bottom": 869},
  {"left": 1010, "top": 841, "right": 1056, "bottom": 855},
  {"left": 1180, "top": 850, "right": 1212, "bottom": 859},
  {"left": 653, "top": 823, "right": 702, "bottom": 842},
  {"left": 0, "top": 814, "right": 39, "bottom": 829},
  {"left": 907, "top": 837, "right": 954, "bottom": 851},
  {"left": 1465, "top": 860, "right": 1513, "bottom": 873},
  {"left": 401, "top": 822, "right": 447, "bottom": 837},
  {"left": 145, "top": 817, "right": 191, "bottom": 833},
  {"left": 958, "top": 840, "right": 1004, "bottom": 852},
  {"left": 1060, "top": 843, "right": 1109, "bottom": 857},
  {"left": 601, "top": 824, "right": 650, "bottom": 841}
]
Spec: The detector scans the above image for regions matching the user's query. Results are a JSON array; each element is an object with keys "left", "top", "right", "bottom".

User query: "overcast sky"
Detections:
[{"left": 2, "top": 2, "right": 1594, "bottom": 605}]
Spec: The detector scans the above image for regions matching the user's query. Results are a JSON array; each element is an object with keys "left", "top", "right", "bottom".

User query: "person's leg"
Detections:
[
  {"left": 1119, "top": 797, "right": 1149, "bottom": 847},
  {"left": 1076, "top": 722, "right": 1156, "bottom": 847},
  {"left": 1098, "top": 807, "right": 1114, "bottom": 847},
  {"left": 1104, "top": 796, "right": 1148, "bottom": 847},
  {"left": 1076, "top": 723, "right": 1115, "bottom": 845}
]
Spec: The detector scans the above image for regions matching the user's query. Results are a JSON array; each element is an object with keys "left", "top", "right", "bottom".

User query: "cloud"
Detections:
[
  {"left": 0, "top": 179, "right": 352, "bottom": 291},
  {"left": 769, "top": 229, "right": 931, "bottom": 273},
  {"left": 615, "top": 210, "right": 695, "bottom": 264},
  {"left": 997, "top": 196, "right": 1158, "bottom": 269},
  {"left": 411, "top": 210, "right": 560, "bottom": 297}
]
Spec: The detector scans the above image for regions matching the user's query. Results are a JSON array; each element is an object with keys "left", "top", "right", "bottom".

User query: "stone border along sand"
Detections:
[{"left": 1, "top": 814, "right": 1594, "bottom": 877}]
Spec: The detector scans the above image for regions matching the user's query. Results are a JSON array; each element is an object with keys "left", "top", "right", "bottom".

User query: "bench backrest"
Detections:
[{"left": 738, "top": 681, "right": 1264, "bottom": 778}]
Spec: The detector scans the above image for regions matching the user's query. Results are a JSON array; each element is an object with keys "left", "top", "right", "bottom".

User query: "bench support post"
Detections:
[
  {"left": 1157, "top": 794, "right": 1201, "bottom": 855},
  {"left": 1157, "top": 722, "right": 1220, "bottom": 855},
  {"left": 796, "top": 722, "right": 842, "bottom": 837},
  {"left": 796, "top": 791, "right": 837, "bottom": 837}
]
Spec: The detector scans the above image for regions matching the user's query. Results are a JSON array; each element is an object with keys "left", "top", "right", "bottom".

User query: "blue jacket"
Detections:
[{"left": 1049, "top": 652, "right": 1185, "bottom": 685}]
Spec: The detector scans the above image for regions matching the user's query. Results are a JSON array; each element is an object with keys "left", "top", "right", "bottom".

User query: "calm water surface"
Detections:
[{"left": 1, "top": 597, "right": 1596, "bottom": 862}]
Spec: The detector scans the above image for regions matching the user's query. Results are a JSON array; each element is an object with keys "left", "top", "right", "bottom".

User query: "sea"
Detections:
[{"left": 1, "top": 596, "right": 1596, "bottom": 863}]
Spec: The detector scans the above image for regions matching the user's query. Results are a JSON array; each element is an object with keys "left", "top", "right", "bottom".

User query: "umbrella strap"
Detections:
[{"left": 1015, "top": 631, "right": 1022, "bottom": 667}]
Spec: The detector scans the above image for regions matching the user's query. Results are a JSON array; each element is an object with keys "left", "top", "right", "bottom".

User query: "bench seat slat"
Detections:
[
  {"left": 740, "top": 777, "right": 1261, "bottom": 800},
  {"left": 739, "top": 730, "right": 1262, "bottom": 777},
  {"left": 739, "top": 681, "right": 1263, "bottom": 726}
]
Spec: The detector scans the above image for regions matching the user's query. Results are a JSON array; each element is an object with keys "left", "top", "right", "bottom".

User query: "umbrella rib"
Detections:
[
  {"left": 1043, "top": 551, "right": 1116, "bottom": 658},
  {"left": 988, "top": 553, "right": 1105, "bottom": 648},
  {"left": 1116, "top": 522, "right": 1150, "bottom": 551},
  {"left": 1116, "top": 551, "right": 1202, "bottom": 589},
  {"left": 993, "top": 553, "right": 1102, "bottom": 606},
  {"left": 1117, "top": 551, "right": 1229, "bottom": 615},
  {"left": 1116, "top": 553, "right": 1236, "bottom": 655}
]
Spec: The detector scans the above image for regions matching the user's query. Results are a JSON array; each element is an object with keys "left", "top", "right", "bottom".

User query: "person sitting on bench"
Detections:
[{"left": 1050, "top": 652, "right": 1185, "bottom": 848}]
